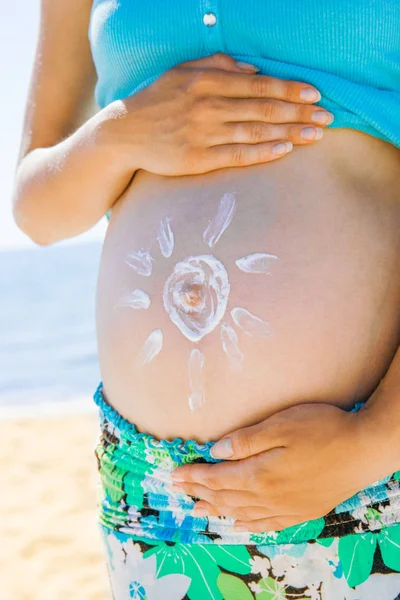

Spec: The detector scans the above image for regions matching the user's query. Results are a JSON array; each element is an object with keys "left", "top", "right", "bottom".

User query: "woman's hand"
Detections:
[
  {"left": 170, "top": 403, "right": 391, "bottom": 532},
  {"left": 101, "top": 52, "right": 334, "bottom": 177}
]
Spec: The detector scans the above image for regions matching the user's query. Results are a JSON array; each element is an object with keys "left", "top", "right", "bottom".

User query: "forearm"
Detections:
[
  {"left": 359, "top": 344, "right": 400, "bottom": 470},
  {"left": 12, "top": 105, "right": 137, "bottom": 245}
]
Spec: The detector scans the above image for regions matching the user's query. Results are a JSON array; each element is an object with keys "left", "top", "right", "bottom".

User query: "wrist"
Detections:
[
  {"left": 88, "top": 100, "right": 142, "bottom": 176},
  {"left": 355, "top": 390, "right": 400, "bottom": 476}
]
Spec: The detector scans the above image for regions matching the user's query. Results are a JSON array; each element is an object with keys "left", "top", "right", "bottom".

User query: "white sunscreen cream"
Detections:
[
  {"left": 220, "top": 322, "right": 244, "bottom": 370},
  {"left": 114, "top": 289, "right": 151, "bottom": 310},
  {"left": 188, "top": 348, "right": 206, "bottom": 411},
  {"left": 163, "top": 254, "right": 230, "bottom": 342},
  {"left": 157, "top": 216, "right": 175, "bottom": 258},
  {"left": 126, "top": 250, "right": 153, "bottom": 276},
  {"left": 236, "top": 252, "right": 279, "bottom": 274},
  {"left": 140, "top": 329, "right": 163, "bottom": 365},
  {"left": 203, "top": 192, "right": 237, "bottom": 247},
  {"left": 124, "top": 190, "right": 278, "bottom": 413},
  {"left": 231, "top": 306, "right": 271, "bottom": 338}
]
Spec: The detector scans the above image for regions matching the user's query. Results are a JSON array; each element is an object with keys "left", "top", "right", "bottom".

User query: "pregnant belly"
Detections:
[{"left": 96, "top": 128, "right": 400, "bottom": 442}]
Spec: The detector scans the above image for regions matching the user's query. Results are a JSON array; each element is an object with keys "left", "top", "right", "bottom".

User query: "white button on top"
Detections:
[{"left": 203, "top": 12, "right": 217, "bottom": 27}]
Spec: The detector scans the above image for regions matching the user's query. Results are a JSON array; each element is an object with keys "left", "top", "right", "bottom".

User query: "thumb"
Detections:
[
  {"left": 210, "top": 416, "right": 285, "bottom": 460},
  {"left": 176, "top": 51, "right": 260, "bottom": 73}
]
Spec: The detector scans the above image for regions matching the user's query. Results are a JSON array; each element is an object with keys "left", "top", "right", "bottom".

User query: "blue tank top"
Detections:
[{"left": 88, "top": 1, "right": 400, "bottom": 148}]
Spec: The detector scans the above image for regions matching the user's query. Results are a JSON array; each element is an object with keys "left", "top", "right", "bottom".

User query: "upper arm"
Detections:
[{"left": 16, "top": 0, "right": 98, "bottom": 165}]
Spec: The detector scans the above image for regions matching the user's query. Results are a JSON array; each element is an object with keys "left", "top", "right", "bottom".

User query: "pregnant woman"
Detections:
[{"left": 13, "top": 1, "right": 400, "bottom": 598}]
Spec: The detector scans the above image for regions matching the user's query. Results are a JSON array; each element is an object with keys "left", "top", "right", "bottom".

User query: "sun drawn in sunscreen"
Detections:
[{"left": 120, "top": 191, "right": 279, "bottom": 412}]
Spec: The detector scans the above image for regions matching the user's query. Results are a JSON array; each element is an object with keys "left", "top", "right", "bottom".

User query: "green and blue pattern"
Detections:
[{"left": 94, "top": 383, "right": 400, "bottom": 599}]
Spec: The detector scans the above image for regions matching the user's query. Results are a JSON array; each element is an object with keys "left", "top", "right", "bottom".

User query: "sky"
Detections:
[{"left": 0, "top": 0, "right": 106, "bottom": 251}]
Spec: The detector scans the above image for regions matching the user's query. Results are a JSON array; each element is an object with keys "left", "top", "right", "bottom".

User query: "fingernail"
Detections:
[
  {"left": 233, "top": 525, "right": 249, "bottom": 532},
  {"left": 193, "top": 508, "right": 209, "bottom": 517},
  {"left": 171, "top": 474, "right": 185, "bottom": 482},
  {"left": 301, "top": 127, "right": 324, "bottom": 141},
  {"left": 300, "top": 88, "right": 321, "bottom": 102},
  {"left": 312, "top": 110, "right": 334, "bottom": 125},
  {"left": 210, "top": 437, "right": 234, "bottom": 459},
  {"left": 272, "top": 141, "right": 293, "bottom": 156},
  {"left": 235, "top": 61, "right": 260, "bottom": 72}
]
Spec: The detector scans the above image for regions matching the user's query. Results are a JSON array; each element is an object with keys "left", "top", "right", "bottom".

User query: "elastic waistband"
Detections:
[{"left": 93, "top": 382, "right": 221, "bottom": 463}]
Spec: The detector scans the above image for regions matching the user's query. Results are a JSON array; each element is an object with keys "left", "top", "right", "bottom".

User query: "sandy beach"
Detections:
[{"left": 0, "top": 410, "right": 110, "bottom": 600}]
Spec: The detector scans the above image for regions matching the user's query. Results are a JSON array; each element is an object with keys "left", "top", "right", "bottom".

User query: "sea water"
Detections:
[{"left": 0, "top": 241, "right": 102, "bottom": 416}]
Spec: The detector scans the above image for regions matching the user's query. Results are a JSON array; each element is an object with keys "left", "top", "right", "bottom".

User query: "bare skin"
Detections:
[{"left": 97, "top": 125, "right": 400, "bottom": 442}]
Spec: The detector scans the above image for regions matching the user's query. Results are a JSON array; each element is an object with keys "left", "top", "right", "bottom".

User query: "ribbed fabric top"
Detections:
[{"left": 88, "top": 1, "right": 400, "bottom": 148}]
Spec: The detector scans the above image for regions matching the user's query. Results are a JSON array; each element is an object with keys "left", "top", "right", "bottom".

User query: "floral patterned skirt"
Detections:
[{"left": 93, "top": 383, "right": 400, "bottom": 600}]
